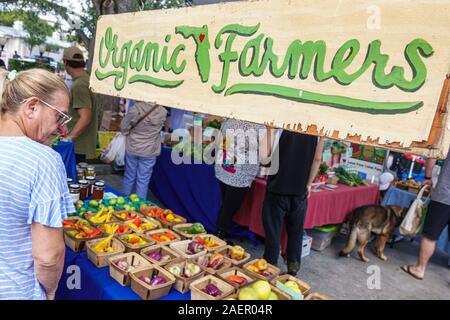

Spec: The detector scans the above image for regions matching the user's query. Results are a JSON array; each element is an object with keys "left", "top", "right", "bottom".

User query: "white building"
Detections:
[{"left": 0, "top": 21, "right": 73, "bottom": 69}]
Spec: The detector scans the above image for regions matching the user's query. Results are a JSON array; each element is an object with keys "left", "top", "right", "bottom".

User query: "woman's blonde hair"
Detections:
[{"left": 0, "top": 68, "right": 69, "bottom": 118}]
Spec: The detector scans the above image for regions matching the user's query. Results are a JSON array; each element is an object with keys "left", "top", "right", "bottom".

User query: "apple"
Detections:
[
  {"left": 129, "top": 194, "right": 139, "bottom": 201},
  {"left": 268, "top": 292, "right": 279, "bottom": 300},
  {"left": 238, "top": 287, "right": 259, "bottom": 300},
  {"left": 89, "top": 200, "right": 99, "bottom": 208},
  {"left": 117, "top": 197, "right": 126, "bottom": 205},
  {"left": 109, "top": 199, "right": 117, "bottom": 206},
  {"left": 251, "top": 280, "right": 271, "bottom": 300}
]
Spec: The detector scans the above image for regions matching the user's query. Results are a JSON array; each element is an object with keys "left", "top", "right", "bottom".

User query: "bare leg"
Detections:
[{"left": 409, "top": 236, "right": 436, "bottom": 278}]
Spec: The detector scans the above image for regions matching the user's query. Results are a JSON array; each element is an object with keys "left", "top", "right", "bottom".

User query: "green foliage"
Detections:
[
  {"left": 8, "top": 58, "right": 53, "bottom": 72},
  {"left": 22, "top": 12, "right": 48, "bottom": 53},
  {"left": 0, "top": 9, "right": 27, "bottom": 27}
]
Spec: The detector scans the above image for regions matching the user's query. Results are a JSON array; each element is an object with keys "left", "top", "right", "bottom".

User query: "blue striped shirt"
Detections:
[{"left": 0, "top": 137, "right": 75, "bottom": 300}]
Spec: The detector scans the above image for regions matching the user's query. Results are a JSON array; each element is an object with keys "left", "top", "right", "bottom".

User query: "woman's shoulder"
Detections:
[{"left": 20, "top": 138, "right": 64, "bottom": 168}]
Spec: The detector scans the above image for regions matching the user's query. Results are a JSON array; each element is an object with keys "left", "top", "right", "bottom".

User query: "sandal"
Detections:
[{"left": 400, "top": 265, "right": 423, "bottom": 280}]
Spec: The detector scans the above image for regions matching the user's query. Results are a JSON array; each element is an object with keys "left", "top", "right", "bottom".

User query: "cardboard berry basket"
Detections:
[
  {"left": 86, "top": 237, "right": 126, "bottom": 268},
  {"left": 113, "top": 210, "right": 142, "bottom": 221},
  {"left": 189, "top": 275, "right": 235, "bottom": 300},
  {"left": 215, "top": 245, "right": 251, "bottom": 266},
  {"left": 216, "top": 267, "right": 257, "bottom": 291},
  {"left": 305, "top": 293, "right": 333, "bottom": 300},
  {"left": 97, "top": 221, "right": 133, "bottom": 236},
  {"left": 109, "top": 252, "right": 151, "bottom": 286},
  {"left": 270, "top": 274, "right": 311, "bottom": 298},
  {"left": 194, "top": 253, "right": 233, "bottom": 275},
  {"left": 242, "top": 259, "right": 281, "bottom": 281},
  {"left": 130, "top": 265, "right": 176, "bottom": 300},
  {"left": 169, "top": 239, "right": 208, "bottom": 260},
  {"left": 172, "top": 223, "right": 207, "bottom": 239},
  {"left": 117, "top": 234, "right": 155, "bottom": 253},
  {"left": 193, "top": 234, "right": 227, "bottom": 253},
  {"left": 229, "top": 283, "right": 292, "bottom": 300},
  {"left": 145, "top": 228, "right": 181, "bottom": 245},
  {"left": 124, "top": 217, "right": 161, "bottom": 233},
  {"left": 63, "top": 228, "right": 105, "bottom": 252},
  {"left": 163, "top": 259, "right": 206, "bottom": 294},
  {"left": 140, "top": 244, "right": 181, "bottom": 266}
]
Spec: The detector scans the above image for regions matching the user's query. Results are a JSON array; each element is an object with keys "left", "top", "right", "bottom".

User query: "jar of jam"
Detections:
[
  {"left": 85, "top": 176, "right": 96, "bottom": 196},
  {"left": 67, "top": 178, "right": 73, "bottom": 188},
  {"left": 92, "top": 181, "right": 105, "bottom": 200},
  {"left": 69, "top": 184, "right": 80, "bottom": 203},
  {"left": 85, "top": 165, "right": 96, "bottom": 179},
  {"left": 76, "top": 168, "right": 85, "bottom": 182},
  {"left": 79, "top": 180, "right": 89, "bottom": 201}
]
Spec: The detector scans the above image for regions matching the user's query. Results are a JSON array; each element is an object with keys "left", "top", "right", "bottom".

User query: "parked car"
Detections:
[{"left": 31, "top": 55, "right": 58, "bottom": 69}]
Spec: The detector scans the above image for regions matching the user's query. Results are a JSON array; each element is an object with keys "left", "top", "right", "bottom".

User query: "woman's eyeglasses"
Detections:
[{"left": 21, "top": 98, "right": 72, "bottom": 126}]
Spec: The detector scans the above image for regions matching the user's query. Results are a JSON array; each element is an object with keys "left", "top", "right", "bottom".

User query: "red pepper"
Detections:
[
  {"left": 165, "top": 233, "right": 176, "bottom": 240},
  {"left": 88, "top": 230, "right": 101, "bottom": 238},
  {"left": 196, "top": 237, "right": 206, "bottom": 245},
  {"left": 151, "top": 234, "right": 162, "bottom": 242},
  {"left": 133, "top": 219, "right": 142, "bottom": 227}
]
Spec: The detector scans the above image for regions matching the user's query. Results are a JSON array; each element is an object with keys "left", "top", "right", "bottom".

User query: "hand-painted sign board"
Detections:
[{"left": 90, "top": 0, "right": 450, "bottom": 158}]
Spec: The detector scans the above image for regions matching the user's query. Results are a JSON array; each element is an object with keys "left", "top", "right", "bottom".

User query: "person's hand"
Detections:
[
  {"left": 306, "top": 184, "right": 312, "bottom": 198},
  {"left": 423, "top": 178, "right": 432, "bottom": 187}
]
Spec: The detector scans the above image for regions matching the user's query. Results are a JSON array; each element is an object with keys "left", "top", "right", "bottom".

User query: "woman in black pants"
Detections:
[{"left": 214, "top": 119, "right": 266, "bottom": 240}]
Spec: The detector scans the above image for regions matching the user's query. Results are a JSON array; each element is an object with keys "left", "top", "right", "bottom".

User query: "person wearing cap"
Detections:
[
  {"left": 379, "top": 172, "right": 395, "bottom": 199},
  {"left": 63, "top": 46, "right": 97, "bottom": 163}
]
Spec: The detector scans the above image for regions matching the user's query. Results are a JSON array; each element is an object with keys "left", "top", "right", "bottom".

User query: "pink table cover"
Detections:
[{"left": 233, "top": 178, "right": 380, "bottom": 254}]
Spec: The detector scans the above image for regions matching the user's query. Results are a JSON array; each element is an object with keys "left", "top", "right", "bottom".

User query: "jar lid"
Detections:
[
  {"left": 85, "top": 176, "right": 95, "bottom": 181},
  {"left": 94, "top": 181, "right": 105, "bottom": 187},
  {"left": 87, "top": 165, "right": 95, "bottom": 170},
  {"left": 77, "top": 162, "right": 88, "bottom": 168},
  {"left": 67, "top": 178, "right": 73, "bottom": 182},
  {"left": 69, "top": 184, "right": 80, "bottom": 190},
  {"left": 78, "top": 180, "right": 88, "bottom": 185}
]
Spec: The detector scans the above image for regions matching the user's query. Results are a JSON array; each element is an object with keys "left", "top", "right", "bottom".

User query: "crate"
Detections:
[
  {"left": 169, "top": 240, "right": 208, "bottom": 260},
  {"left": 139, "top": 205, "right": 164, "bottom": 219},
  {"left": 140, "top": 244, "right": 181, "bottom": 266},
  {"left": 270, "top": 274, "right": 311, "bottom": 298},
  {"left": 194, "top": 234, "right": 227, "bottom": 253},
  {"left": 109, "top": 252, "right": 151, "bottom": 286},
  {"left": 242, "top": 259, "right": 281, "bottom": 281},
  {"left": 117, "top": 234, "right": 155, "bottom": 253},
  {"left": 230, "top": 283, "right": 292, "bottom": 300},
  {"left": 305, "top": 293, "right": 333, "bottom": 300},
  {"left": 86, "top": 237, "right": 126, "bottom": 268},
  {"left": 84, "top": 212, "right": 118, "bottom": 227},
  {"left": 308, "top": 229, "right": 336, "bottom": 252},
  {"left": 130, "top": 266, "right": 176, "bottom": 300},
  {"left": 163, "top": 260, "right": 206, "bottom": 294},
  {"left": 215, "top": 245, "right": 251, "bottom": 266},
  {"left": 113, "top": 210, "right": 142, "bottom": 222},
  {"left": 62, "top": 216, "right": 82, "bottom": 229},
  {"left": 172, "top": 223, "right": 207, "bottom": 239},
  {"left": 145, "top": 228, "right": 181, "bottom": 245},
  {"left": 216, "top": 267, "right": 257, "bottom": 290},
  {"left": 97, "top": 222, "right": 133, "bottom": 236},
  {"left": 125, "top": 217, "right": 161, "bottom": 233},
  {"left": 63, "top": 228, "right": 105, "bottom": 252},
  {"left": 194, "top": 253, "right": 233, "bottom": 275},
  {"left": 190, "top": 275, "right": 235, "bottom": 300}
]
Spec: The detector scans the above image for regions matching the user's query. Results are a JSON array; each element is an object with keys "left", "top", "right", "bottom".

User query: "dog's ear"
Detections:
[{"left": 390, "top": 206, "right": 403, "bottom": 218}]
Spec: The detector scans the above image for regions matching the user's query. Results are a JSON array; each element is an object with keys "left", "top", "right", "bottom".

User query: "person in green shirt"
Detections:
[{"left": 63, "top": 46, "right": 97, "bottom": 162}]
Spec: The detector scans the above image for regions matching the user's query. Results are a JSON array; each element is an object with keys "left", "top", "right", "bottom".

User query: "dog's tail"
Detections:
[{"left": 339, "top": 221, "right": 358, "bottom": 257}]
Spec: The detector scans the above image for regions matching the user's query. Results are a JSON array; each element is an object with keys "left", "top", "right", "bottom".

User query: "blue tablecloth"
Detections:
[
  {"left": 382, "top": 187, "right": 449, "bottom": 255},
  {"left": 56, "top": 186, "right": 190, "bottom": 300},
  {"left": 53, "top": 140, "right": 77, "bottom": 181},
  {"left": 149, "top": 146, "right": 258, "bottom": 243}
]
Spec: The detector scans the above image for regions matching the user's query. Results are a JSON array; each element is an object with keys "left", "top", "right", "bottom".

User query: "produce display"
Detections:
[
  {"left": 160, "top": 209, "right": 183, "bottom": 224},
  {"left": 227, "top": 275, "right": 249, "bottom": 286},
  {"left": 119, "top": 234, "right": 149, "bottom": 247},
  {"left": 63, "top": 218, "right": 90, "bottom": 229},
  {"left": 178, "top": 223, "right": 206, "bottom": 235},
  {"left": 335, "top": 166, "right": 367, "bottom": 187},
  {"left": 93, "top": 236, "right": 115, "bottom": 253},
  {"left": 138, "top": 275, "right": 167, "bottom": 286},
  {"left": 146, "top": 251, "right": 172, "bottom": 263},
  {"left": 282, "top": 281, "right": 302, "bottom": 294},
  {"left": 196, "top": 236, "right": 219, "bottom": 248},
  {"left": 99, "top": 223, "right": 130, "bottom": 235},
  {"left": 126, "top": 218, "right": 159, "bottom": 232},
  {"left": 187, "top": 241, "right": 205, "bottom": 254},
  {"left": 235, "top": 280, "right": 279, "bottom": 300},
  {"left": 113, "top": 258, "right": 145, "bottom": 272},
  {"left": 140, "top": 205, "right": 164, "bottom": 218},
  {"left": 64, "top": 219, "right": 102, "bottom": 239},
  {"left": 245, "top": 259, "right": 272, "bottom": 277},
  {"left": 167, "top": 262, "right": 202, "bottom": 278},
  {"left": 227, "top": 246, "right": 246, "bottom": 261},
  {"left": 197, "top": 253, "right": 225, "bottom": 270},
  {"left": 87, "top": 206, "right": 115, "bottom": 224},
  {"left": 115, "top": 211, "right": 140, "bottom": 221},
  {"left": 149, "top": 232, "right": 178, "bottom": 243},
  {"left": 202, "top": 284, "right": 222, "bottom": 297}
]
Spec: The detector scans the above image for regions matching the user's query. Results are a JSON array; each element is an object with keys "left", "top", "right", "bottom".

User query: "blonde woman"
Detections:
[{"left": 0, "top": 69, "right": 75, "bottom": 299}]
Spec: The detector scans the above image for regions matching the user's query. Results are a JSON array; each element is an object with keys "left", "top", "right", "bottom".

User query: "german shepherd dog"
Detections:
[{"left": 339, "top": 205, "right": 406, "bottom": 262}]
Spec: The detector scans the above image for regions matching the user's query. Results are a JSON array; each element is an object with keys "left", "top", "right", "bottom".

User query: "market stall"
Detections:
[{"left": 53, "top": 140, "right": 77, "bottom": 181}]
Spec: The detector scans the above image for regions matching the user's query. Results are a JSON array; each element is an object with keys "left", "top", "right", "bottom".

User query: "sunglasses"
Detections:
[{"left": 21, "top": 98, "right": 72, "bottom": 126}]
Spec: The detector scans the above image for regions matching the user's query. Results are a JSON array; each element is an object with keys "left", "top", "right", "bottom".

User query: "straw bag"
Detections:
[{"left": 400, "top": 186, "right": 430, "bottom": 237}]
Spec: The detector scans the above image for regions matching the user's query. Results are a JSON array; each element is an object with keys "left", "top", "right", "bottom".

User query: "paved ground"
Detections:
[{"left": 98, "top": 172, "right": 450, "bottom": 300}]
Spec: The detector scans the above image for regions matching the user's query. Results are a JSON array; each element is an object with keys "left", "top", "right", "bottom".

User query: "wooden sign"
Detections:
[{"left": 90, "top": 0, "right": 450, "bottom": 158}]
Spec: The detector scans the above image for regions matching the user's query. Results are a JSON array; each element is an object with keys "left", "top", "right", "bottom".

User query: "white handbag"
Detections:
[{"left": 400, "top": 186, "right": 430, "bottom": 237}]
